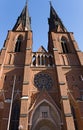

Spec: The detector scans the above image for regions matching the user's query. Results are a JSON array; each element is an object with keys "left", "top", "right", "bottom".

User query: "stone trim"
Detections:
[
  {"left": 61, "top": 96, "right": 68, "bottom": 100},
  {"left": 2, "top": 118, "right": 8, "bottom": 120},
  {"left": 20, "top": 114, "right": 27, "bottom": 117},
  {"left": 76, "top": 49, "right": 81, "bottom": 52},
  {"left": 21, "top": 96, "right": 29, "bottom": 100},
  {"left": 26, "top": 47, "right": 31, "bottom": 50},
  {"left": 59, "top": 82, "right": 65, "bottom": 85},
  {"left": 23, "top": 81, "right": 29, "bottom": 85},
  {"left": 53, "top": 48, "right": 58, "bottom": 51},
  {"left": 65, "top": 113, "right": 72, "bottom": 117}
]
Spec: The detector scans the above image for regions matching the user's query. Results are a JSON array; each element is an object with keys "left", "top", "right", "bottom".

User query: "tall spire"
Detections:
[
  {"left": 26, "top": 0, "right": 28, "bottom": 5},
  {"left": 49, "top": 1, "right": 52, "bottom": 7},
  {"left": 25, "top": 0, "right": 31, "bottom": 31},
  {"left": 48, "top": 2, "right": 67, "bottom": 32},
  {"left": 13, "top": 0, "right": 31, "bottom": 31}
]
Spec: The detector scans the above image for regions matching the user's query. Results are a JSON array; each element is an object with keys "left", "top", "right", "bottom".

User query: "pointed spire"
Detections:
[
  {"left": 26, "top": 0, "right": 28, "bottom": 5},
  {"left": 25, "top": 0, "right": 31, "bottom": 31},
  {"left": 48, "top": 2, "right": 67, "bottom": 32},
  {"left": 49, "top": 1, "right": 52, "bottom": 7},
  {"left": 13, "top": 0, "right": 31, "bottom": 31}
]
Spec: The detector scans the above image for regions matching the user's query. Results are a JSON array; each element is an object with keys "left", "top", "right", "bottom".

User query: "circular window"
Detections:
[{"left": 34, "top": 73, "right": 53, "bottom": 89}]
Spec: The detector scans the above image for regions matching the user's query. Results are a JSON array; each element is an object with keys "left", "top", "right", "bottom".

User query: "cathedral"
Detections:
[{"left": 0, "top": 1, "right": 83, "bottom": 130}]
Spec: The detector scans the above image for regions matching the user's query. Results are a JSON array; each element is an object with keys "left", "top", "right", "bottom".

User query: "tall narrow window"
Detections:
[
  {"left": 38, "top": 55, "right": 40, "bottom": 65},
  {"left": 49, "top": 55, "right": 53, "bottom": 66},
  {"left": 42, "top": 112, "right": 48, "bottom": 118},
  {"left": 9, "top": 54, "right": 12, "bottom": 64},
  {"left": 15, "top": 35, "right": 23, "bottom": 52},
  {"left": 32, "top": 55, "right": 36, "bottom": 66},
  {"left": 61, "top": 37, "right": 69, "bottom": 53},
  {"left": 10, "top": 102, "right": 20, "bottom": 130},
  {"left": 71, "top": 106, "right": 78, "bottom": 130},
  {"left": 4, "top": 75, "right": 7, "bottom": 81},
  {"left": 41, "top": 55, "right": 44, "bottom": 65},
  {"left": 45, "top": 55, "right": 47, "bottom": 66}
]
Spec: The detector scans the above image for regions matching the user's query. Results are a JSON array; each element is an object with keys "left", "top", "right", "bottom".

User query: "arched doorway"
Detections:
[
  {"left": 33, "top": 119, "right": 57, "bottom": 130},
  {"left": 30, "top": 100, "right": 61, "bottom": 130}
]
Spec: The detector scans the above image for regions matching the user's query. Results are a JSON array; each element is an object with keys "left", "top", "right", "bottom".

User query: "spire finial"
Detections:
[
  {"left": 26, "top": 0, "right": 28, "bottom": 6},
  {"left": 49, "top": 1, "right": 52, "bottom": 7}
]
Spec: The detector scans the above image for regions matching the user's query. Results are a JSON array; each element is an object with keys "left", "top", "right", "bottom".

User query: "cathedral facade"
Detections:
[{"left": 0, "top": 2, "right": 83, "bottom": 130}]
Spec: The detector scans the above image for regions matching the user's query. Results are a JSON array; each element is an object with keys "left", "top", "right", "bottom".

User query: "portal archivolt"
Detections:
[{"left": 29, "top": 99, "right": 61, "bottom": 130}]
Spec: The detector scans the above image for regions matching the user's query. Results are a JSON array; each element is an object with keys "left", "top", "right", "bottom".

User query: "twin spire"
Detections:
[
  {"left": 48, "top": 2, "right": 67, "bottom": 32},
  {"left": 13, "top": 1, "right": 67, "bottom": 32},
  {"left": 13, "top": 0, "right": 31, "bottom": 31}
]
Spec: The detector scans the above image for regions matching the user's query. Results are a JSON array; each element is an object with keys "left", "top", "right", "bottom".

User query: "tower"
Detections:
[{"left": 0, "top": 1, "right": 83, "bottom": 130}]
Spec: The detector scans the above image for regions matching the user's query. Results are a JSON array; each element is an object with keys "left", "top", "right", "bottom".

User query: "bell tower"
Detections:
[
  {"left": 0, "top": 1, "right": 83, "bottom": 130},
  {"left": 48, "top": 2, "right": 83, "bottom": 130},
  {"left": 0, "top": 1, "right": 33, "bottom": 130}
]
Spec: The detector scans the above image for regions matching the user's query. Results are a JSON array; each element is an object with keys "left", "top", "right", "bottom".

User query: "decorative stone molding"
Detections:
[
  {"left": 65, "top": 113, "right": 72, "bottom": 117},
  {"left": 3, "top": 65, "right": 15, "bottom": 69},
  {"left": 26, "top": 47, "right": 31, "bottom": 50},
  {"left": 59, "top": 82, "right": 65, "bottom": 85},
  {"left": 21, "top": 96, "right": 29, "bottom": 100},
  {"left": 23, "top": 81, "right": 29, "bottom": 85},
  {"left": 61, "top": 96, "right": 68, "bottom": 100},
  {"left": 2, "top": 47, "right": 6, "bottom": 50},
  {"left": 76, "top": 49, "right": 81, "bottom": 52},
  {"left": 53, "top": 48, "right": 58, "bottom": 51},
  {"left": 20, "top": 114, "right": 27, "bottom": 117},
  {"left": 2, "top": 118, "right": 8, "bottom": 120}
]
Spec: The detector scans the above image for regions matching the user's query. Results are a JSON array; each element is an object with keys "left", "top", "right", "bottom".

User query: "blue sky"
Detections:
[{"left": 0, "top": 0, "right": 83, "bottom": 51}]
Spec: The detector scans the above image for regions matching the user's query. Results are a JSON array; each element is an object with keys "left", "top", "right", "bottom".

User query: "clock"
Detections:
[{"left": 34, "top": 73, "right": 53, "bottom": 89}]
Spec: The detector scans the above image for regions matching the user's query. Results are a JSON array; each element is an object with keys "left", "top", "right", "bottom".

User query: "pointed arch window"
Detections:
[
  {"left": 49, "top": 55, "right": 53, "bottom": 66},
  {"left": 38, "top": 55, "right": 40, "bottom": 65},
  {"left": 41, "top": 55, "right": 44, "bottom": 65},
  {"left": 32, "top": 55, "right": 36, "bottom": 66},
  {"left": 15, "top": 35, "right": 23, "bottom": 52},
  {"left": 61, "top": 37, "right": 69, "bottom": 53},
  {"left": 10, "top": 102, "right": 20, "bottom": 130}
]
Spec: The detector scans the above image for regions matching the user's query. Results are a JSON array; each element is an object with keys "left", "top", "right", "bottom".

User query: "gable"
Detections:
[{"left": 37, "top": 46, "right": 47, "bottom": 53}]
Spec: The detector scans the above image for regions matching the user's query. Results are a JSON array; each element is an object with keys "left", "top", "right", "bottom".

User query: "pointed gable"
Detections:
[
  {"left": 12, "top": 2, "right": 31, "bottom": 31},
  {"left": 29, "top": 88, "right": 61, "bottom": 119},
  {"left": 35, "top": 88, "right": 56, "bottom": 106},
  {"left": 37, "top": 46, "right": 47, "bottom": 53}
]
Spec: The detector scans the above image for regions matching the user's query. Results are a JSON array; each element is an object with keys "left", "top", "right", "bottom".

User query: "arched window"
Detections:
[
  {"left": 10, "top": 102, "right": 20, "bottom": 130},
  {"left": 49, "top": 55, "right": 53, "bottom": 66},
  {"left": 45, "top": 55, "right": 47, "bottom": 66},
  {"left": 15, "top": 35, "right": 23, "bottom": 52},
  {"left": 41, "top": 55, "right": 44, "bottom": 65},
  {"left": 32, "top": 55, "right": 36, "bottom": 66},
  {"left": 61, "top": 37, "right": 69, "bottom": 53},
  {"left": 38, "top": 55, "right": 40, "bottom": 65}
]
